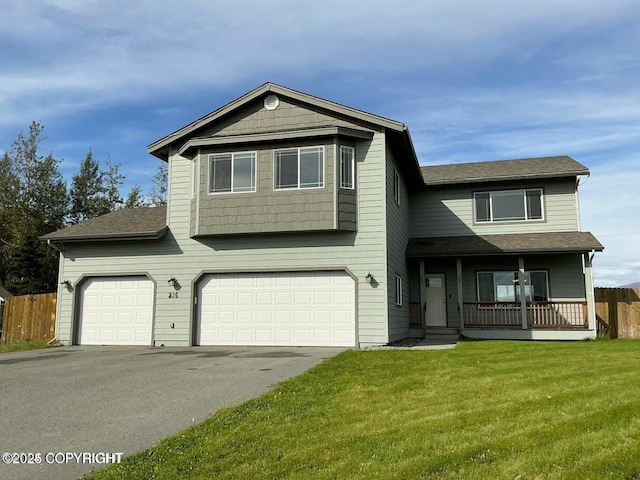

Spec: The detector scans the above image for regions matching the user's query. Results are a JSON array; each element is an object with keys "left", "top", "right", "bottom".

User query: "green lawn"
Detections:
[
  {"left": 0, "top": 339, "right": 55, "bottom": 353},
  {"left": 85, "top": 340, "right": 640, "bottom": 480}
]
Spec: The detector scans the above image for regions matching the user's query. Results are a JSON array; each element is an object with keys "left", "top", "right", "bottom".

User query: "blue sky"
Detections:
[{"left": 1, "top": 0, "right": 639, "bottom": 286}]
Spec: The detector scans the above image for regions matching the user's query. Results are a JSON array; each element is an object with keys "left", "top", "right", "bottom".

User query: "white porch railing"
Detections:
[{"left": 463, "top": 301, "right": 588, "bottom": 329}]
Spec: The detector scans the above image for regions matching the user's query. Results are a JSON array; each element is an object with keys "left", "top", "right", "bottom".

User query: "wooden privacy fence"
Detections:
[
  {"left": 1, "top": 293, "right": 57, "bottom": 344},
  {"left": 595, "top": 288, "right": 640, "bottom": 339}
]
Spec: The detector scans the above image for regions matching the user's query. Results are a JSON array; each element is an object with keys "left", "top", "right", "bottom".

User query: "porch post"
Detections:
[
  {"left": 584, "top": 252, "right": 596, "bottom": 333},
  {"left": 419, "top": 259, "right": 426, "bottom": 328},
  {"left": 518, "top": 256, "right": 528, "bottom": 329},
  {"left": 456, "top": 258, "right": 464, "bottom": 330}
]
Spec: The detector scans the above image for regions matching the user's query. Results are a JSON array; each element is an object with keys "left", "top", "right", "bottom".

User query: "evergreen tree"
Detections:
[
  {"left": 103, "top": 155, "right": 124, "bottom": 211},
  {"left": 68, "top": 152, "right": 126, "bottom": 224},
  {"left": 148, "top": 163, "right": 168, "bottom": 206},
  {"left": 124, "top": 185, "right": 147, "bottom": 208},
  {"left": 68, "top": 149, "right": 110, "bottom": 224},
  {"left": 1, "top": 122, "right": 67, "bottom": 294},
  {"left": 0, "top": 152, "right": 19, "bottom": 286}
]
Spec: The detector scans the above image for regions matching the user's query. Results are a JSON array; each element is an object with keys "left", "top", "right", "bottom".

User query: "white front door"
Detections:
[
  {"left": 425, "top": 273, "right": 447, "bottom": 327},
  {"left": 197, "top": 271, "right": 356, "bottom": 346}
]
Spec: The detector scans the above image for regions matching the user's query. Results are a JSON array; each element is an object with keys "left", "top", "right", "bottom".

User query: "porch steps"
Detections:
[
  {"left": 425, "top": 327, "right": 459, "bottom": 336},
  {"left": 415, "top": 327, "right": 460, "bottom": 350}
]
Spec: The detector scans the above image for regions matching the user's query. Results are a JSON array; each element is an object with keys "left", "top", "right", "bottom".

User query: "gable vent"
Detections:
[{"left": 264, "top": 94, "right": 280, "bottom": 111}]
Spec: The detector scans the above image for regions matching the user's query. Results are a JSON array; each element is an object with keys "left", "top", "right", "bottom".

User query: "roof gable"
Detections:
[{"left": 148, "top": 82, "right": 407, "bottom": 161}]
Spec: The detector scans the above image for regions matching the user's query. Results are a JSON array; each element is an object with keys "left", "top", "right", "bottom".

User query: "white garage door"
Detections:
[
  {"left": 78, "top": 277, "right": 154, "bottom": 345},
  {"left": 197, "top": 271, "right": 355, "bottom": 346}
]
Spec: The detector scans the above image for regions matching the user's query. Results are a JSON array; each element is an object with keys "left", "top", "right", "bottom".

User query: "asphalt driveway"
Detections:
[{"left": 0, "top": 345, "right": 345, "bottom": 480}]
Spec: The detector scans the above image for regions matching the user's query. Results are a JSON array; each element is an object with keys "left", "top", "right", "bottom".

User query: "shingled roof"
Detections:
[
  {"left": 41, "top": 207, "right": 168, "bottom": 243},
  {"left": 0, "top": 285, "right": 12, "bottom": 300},
  {"left": 406, "top": 232, "right": 603, "bottom": 257},
  {"left": 420, "top": 156, "right": 589, "bottom": 186}
]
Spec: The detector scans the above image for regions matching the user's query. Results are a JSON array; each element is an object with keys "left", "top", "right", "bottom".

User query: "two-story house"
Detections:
[{"left": 42, "top": 83, "right": 603, "bottom": 347}]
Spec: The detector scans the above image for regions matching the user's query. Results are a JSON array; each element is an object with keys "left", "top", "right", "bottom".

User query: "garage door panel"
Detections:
[
  {"left": 79, "top": 277, "right": 154, "bottom": 346},
  {"left": 198, "top": 271, "right": 355, "bottom": 346}
]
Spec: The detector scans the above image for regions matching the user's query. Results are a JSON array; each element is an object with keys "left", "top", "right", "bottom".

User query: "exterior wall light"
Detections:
[
  {"left": 366, "top": 273, "right": 374, "bottom": 284},
  {"left": 168, "top": 277, "right": 177, "bottom": 287},
  {"left": 60, "top": 279, "right": 72, "bottom": 287}
]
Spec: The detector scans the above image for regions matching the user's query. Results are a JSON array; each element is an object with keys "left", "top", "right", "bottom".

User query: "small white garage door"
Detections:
[
  {"left": 78, "top": 276, "right": 154, "bottom": 345},
  {"left": 197, "top": 271, "right": 355, "bottom": 346}
]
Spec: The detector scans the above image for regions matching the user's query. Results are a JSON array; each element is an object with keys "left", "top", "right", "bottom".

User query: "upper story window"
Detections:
[
  {"left": 209, "top": 151, "right": 256, "bottom": 194},
  {"left": 191, "top": 156, "right": 197, "bottom": 199},
  {"left": 274, "top": 146, "right": 324, "bottom": 190},
  {"left": 395, "top": 274, "right": 403, "bottom": 306},
  {"left": 393, "top": 168, "right": 400, "bottom": 205},
  {"left": 340, "top": 146, "right": 355, "bottom": 189},
  {"left": 477, "top": 271, "right": 549, "bottom": 302},
  {"left": 475, "top": 188, "right": 543, "bottom": 222}
]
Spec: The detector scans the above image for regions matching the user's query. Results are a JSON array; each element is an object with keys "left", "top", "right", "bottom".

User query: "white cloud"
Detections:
[
  {"left": 1, "top": 0, "right": 639, "bottom": 126},
  {"left": 1, "top": 0, "right": 639, "bottom": 285}
]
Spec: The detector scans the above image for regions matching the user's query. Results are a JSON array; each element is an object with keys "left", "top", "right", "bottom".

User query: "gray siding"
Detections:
[
  {"left": 386, "top": 149, "right": 410, "bottom": 341},
  {"left": 197, "top": 141, "right": 335, "bottom": 235},
  {"left": 189, "top": 198, "right": 197, "bottom": 237},
  {"left": 337, "top": 188, "right": 357, "bottom": 231},
  {"left": 56, "top": 131, "right": 390, "bottom": 347},
  {"left": 202, "top": 97, "right": 367, "bottom": 138},
  {"left": 410, "top": 178, "right": 580, "bottom": 237}
]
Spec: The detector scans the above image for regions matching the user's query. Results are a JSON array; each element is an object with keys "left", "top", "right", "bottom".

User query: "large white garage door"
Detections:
[
  {"left": 78, "top": 276, "right": 154, "bottom": 345},
  {"left": 197, "top": 271, "right": 355, "bottom": 346}
]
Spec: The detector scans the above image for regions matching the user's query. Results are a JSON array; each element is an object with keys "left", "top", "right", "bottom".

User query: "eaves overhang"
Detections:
[
  {"left": 41, "top": 227, "right": 168, "bottom": 244},
  {"left": 406, "top": 232, "right": 604, "bottom": 258},
  {"left": 178, "top": 126, "right": 374, "bottom": 157}
]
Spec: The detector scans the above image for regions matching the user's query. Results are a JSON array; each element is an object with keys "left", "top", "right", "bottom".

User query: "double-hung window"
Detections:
[
  {"left": 340, "top": 146, "right": 354, "bottom": 189},
  {"left": 477, "top": 271, "right": 549, "bottom": 302},
  {"left": 395, "top": 275, "right": 403, "bottom": 306},
  {"left": 274, "top": 146, "right": 324, "bottom": 189},
  {"left": 209, "top": 152, "right": 256, "bottom": 194},
  {"left": 393, "top": 169, "right": 400, "bottom": 205},
  {"left": 475, "top": 188, "right": 543, "bottom": 222}
]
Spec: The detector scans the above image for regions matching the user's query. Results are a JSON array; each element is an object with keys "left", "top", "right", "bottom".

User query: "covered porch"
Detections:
[{"left": 406, "top": 232, "right": 604, "bottom": 340}]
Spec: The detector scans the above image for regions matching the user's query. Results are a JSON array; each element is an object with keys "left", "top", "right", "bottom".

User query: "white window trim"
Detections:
[
  {"left": 340, "top": 145, "right": 355, "bottom": 190},
  {"left": 273, "top": 145, "right": 325, "bottom": 191},
  {"left": 476, "top": 270, "right": 550, "bottom": 303},
  {"left": 395, "top": 274, "right": 403, "bottom": 306},
  {"left": 208, "top": 151, "right": 257, "bottom": 195},
  {"left": 393, "top": 169, "right": 400, "bottom": 205},
  {"left": 474, "top": 188, "right": 544, "bottom": 223},
  {"left": 191, "top": 154, "right": 198, "bottom": 199}
]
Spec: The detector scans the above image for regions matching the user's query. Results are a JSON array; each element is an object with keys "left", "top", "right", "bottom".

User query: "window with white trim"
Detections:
[
  {"left": 393, "top": 169, "right": 400, "bottom": 205},
  {"left": 477, "top": 271, "right": 549, "bottom": 302},
  {"left": 340, "top": 146, "right": 354, "bottom": 189},
  {"left": 191, "top": 157, "right": 197, "bottom": 199},
  {"left": 395, "top": 274, "right": 403, "bottom": 306},
  {"left": 475, "top": 188, "right": 543, "bottom": 222},
  {"left": 208, "top": 152, "right": 256, "bottom": 194},
  {"left": 274, "top": 146, "right": 324, "bottom": 189}
]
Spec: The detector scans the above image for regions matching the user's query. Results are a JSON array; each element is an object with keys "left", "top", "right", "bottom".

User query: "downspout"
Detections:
[{"left": 46, "top": 239, "right": 64, "bottom": 344}]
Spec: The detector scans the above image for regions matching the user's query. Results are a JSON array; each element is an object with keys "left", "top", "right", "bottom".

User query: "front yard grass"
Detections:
[
  {"left": 0, "top": 339, "right": 55, "bottom": 354},
  {"left": 85, "top": 340, "right": 640, "bottom": 479}
]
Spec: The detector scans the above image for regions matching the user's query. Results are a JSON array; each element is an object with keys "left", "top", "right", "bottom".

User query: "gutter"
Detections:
[{"left": 46, "top": 239, "right": 63, "bottom": 253}]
